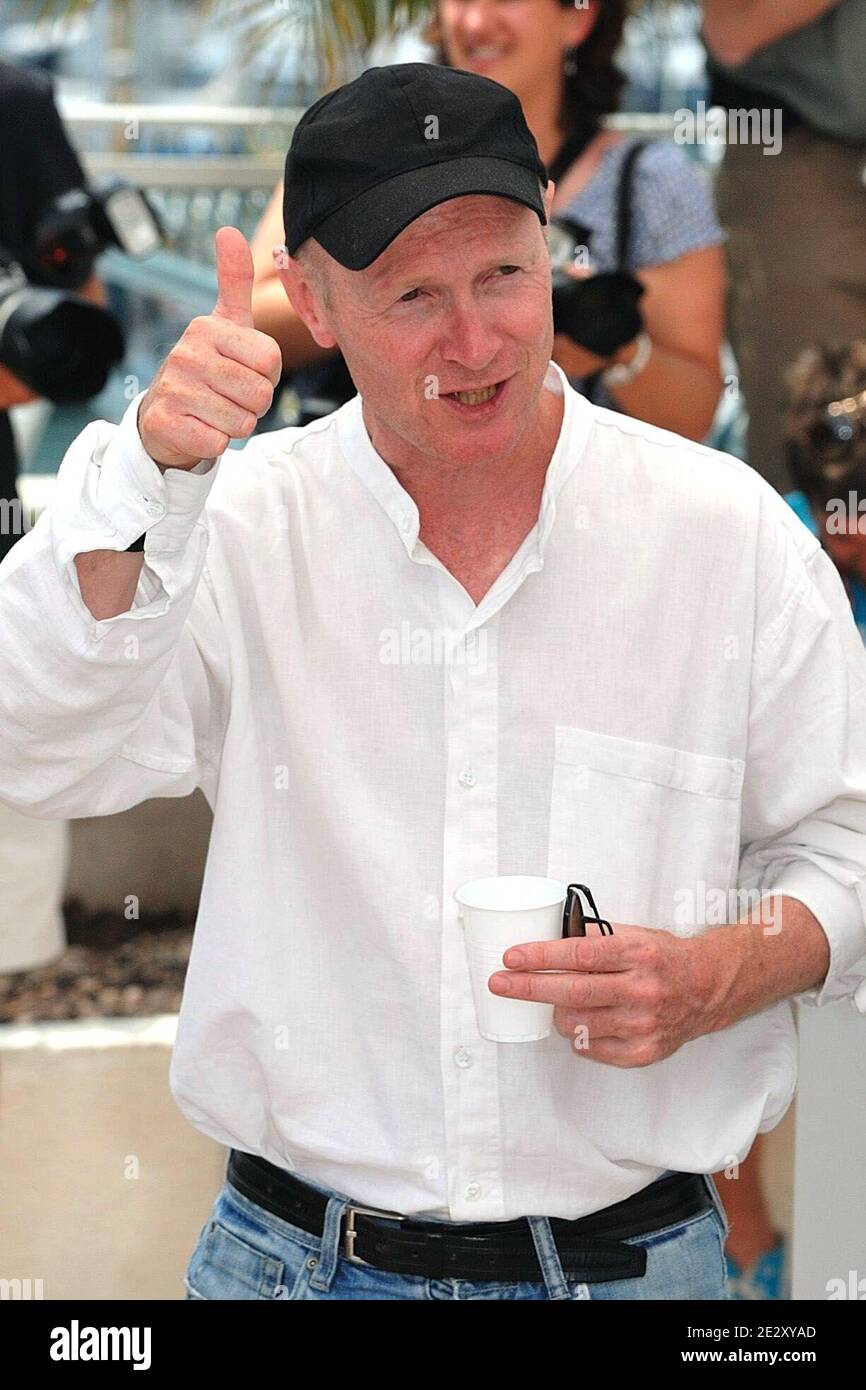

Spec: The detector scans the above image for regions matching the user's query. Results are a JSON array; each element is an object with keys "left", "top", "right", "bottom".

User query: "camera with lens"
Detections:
[
  {"left": 0, "top": 180, "right": 163, "bottom": 404},
  {"left": 548, "top": 216, "right": 645, "bottom": 361}
]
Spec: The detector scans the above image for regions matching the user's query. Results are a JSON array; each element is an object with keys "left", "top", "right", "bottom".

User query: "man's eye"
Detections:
[{"left": 395, "top": 268, "right": 520, "bottom": 304}]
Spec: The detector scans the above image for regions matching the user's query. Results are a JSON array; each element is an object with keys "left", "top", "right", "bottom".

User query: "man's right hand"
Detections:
[{"left": 138, "top": 225, "right": 283, "bottom": 471}]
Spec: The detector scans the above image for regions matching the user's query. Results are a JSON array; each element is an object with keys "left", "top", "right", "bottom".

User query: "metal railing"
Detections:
[
  {"left": 61, "top": 101, "right": 696, "bottom": 262},
  {"left": 60, "top": 98, "right": 300, "bottom": 258}
]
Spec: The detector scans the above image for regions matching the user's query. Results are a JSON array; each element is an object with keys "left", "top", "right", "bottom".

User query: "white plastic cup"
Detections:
[{"left": 454, "top": 875, "right": 567, "bottom": 1042}]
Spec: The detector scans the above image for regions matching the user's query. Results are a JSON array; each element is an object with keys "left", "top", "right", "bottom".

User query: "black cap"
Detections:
[{"left": 284, "top": 63, "right": 549, "bottom": 271}]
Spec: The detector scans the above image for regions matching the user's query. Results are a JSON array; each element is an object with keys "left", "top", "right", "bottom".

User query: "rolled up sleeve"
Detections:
[
  {"left": 49, "top": 389, "right": 219, "bottom": 619},
  {"left": 737, "top": 489, "right": 866, "bottom": 1013},
  {"left": 0, "top": 391, "right": 231, "bottom": 819}
]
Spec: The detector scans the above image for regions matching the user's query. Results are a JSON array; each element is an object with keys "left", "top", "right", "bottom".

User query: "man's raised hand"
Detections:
[{"left": 138, "top": 226, "right": 283, "bottom": 470}]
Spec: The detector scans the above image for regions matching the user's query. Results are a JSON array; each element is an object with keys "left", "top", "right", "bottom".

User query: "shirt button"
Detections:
[
  {"left": 144, "top": 501, "right": 164, "bottom": 517},
  {"left": 458, "top": 767, "right": 476, "bottom": 788},
  {"left": 464, "top": 1182, "right": 481, "bottom": 1201},
  {"left": 454, "top": 1047, "right": 473, "bottom": 1068}
]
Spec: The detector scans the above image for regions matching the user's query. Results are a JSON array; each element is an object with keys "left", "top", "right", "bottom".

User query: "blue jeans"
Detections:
[{"left": 184, "top": 1164, "right": 731, "bottom": 1301}]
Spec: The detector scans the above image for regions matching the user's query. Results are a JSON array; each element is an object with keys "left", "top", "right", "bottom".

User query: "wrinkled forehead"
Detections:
[{"left": 351, "top": 193, "right": 543, "bottom": 292}]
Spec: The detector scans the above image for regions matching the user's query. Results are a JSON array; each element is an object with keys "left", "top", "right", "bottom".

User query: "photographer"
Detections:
[{"left": 0, "top": 59, "right": 109, "bottom": 565}]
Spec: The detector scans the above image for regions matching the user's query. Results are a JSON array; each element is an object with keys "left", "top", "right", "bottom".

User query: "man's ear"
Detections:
[{"left": 277, "top": 255, "right": 338, "bottom": 349}]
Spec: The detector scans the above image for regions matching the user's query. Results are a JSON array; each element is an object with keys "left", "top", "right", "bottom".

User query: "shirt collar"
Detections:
[{"left": 336, "top": 359, "right": 592, "bottom": 559}]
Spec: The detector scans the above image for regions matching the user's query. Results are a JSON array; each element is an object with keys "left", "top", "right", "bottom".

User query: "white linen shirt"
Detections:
[{"left": 2, "top": 359, "right": 866, "bottom": 1222}]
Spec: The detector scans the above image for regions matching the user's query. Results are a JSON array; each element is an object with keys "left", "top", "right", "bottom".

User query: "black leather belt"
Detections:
[{"left": 227, "top": 1149, "right": 714, "bottom": 1284}]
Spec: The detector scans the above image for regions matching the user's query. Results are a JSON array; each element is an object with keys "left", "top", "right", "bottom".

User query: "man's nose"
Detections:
[{"left": 439, "top": 301, "right": 500, "bottom": 370}]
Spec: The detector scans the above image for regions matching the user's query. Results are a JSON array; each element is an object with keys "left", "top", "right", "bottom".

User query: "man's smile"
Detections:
[{"left": 440, "top": 376, "right": 511, "bottom": 415}]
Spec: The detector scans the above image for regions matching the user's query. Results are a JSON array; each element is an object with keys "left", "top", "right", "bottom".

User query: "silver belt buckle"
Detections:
[{"left": 342, "top": 1201, "right": 406, "bottom": 1266}]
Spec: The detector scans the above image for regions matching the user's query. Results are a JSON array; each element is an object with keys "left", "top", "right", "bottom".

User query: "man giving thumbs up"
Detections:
[
  {"left": 68, "top": 226, "right": 283, "bottom": 618},
  {"left": 139, "top": 226, "right": 283, "bottom": 472},
  {"left": 1, "top": 64, "right": 864, "bottom": 1306}
]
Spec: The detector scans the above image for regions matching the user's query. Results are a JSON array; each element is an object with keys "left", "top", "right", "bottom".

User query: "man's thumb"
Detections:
[{"left": 213, "top": 225, "right": 255, "bottom": 328}]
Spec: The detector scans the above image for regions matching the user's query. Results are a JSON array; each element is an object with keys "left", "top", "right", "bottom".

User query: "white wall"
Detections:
[{"left": 792, "top": 1002, "right": 866, "bottom": 1299}]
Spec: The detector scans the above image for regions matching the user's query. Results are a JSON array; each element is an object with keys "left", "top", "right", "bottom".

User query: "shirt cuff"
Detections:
[
  {"left": 93, "top": 390, "right": 221, "bottom": 551},
  {"left": 759, "top": 862, "right": 866, "bottom": 1013}
]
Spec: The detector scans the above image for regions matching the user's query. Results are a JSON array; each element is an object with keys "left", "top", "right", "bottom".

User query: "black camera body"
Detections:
[
  {"left": 25, "top": 179, "right": 164, "bottom": 291},
  {"left": 0, "top": 180, "right": 162, "bottom": 403},
  {"left": 549, "top": 215, "right": 645, "bottom": 360}
]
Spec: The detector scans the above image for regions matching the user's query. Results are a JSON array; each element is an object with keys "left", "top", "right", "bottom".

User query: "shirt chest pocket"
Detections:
[{"left": 547, "top": 726, "right": 745, "bottom": 931}]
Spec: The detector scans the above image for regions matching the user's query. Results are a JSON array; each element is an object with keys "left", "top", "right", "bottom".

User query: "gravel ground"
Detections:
[{"left": 0, "top": 897, "right": 194, "bottom": 1024}]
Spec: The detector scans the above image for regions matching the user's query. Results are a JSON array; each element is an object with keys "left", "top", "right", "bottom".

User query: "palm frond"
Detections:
[{"left": 198, "top": 0, "right": 437, "bottom": 85}]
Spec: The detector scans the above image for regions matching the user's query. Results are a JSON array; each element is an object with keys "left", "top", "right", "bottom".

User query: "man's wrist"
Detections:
[
  {"left": 687, "top": 928, "right": 744, "bottom": 1036},
  {"left": 136, "top": 394, "right": 170, "bottom": 473},
  {"left": 96, "top": 389, "right": 218, "bottom": 554},
  {"left": 689, "top": 895, "right": 832, "bottom": 1034}
]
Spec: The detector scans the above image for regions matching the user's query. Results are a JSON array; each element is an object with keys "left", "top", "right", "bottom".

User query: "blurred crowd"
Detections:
[{"left": 1, "top": 0, "right": 865, "bottom": 1303}]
